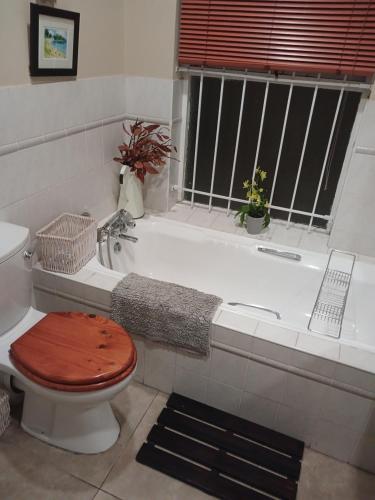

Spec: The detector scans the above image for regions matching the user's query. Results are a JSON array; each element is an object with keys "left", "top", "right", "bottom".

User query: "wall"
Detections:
[
  {"left": 0, "top": 1, "right": 127, "bottom": 236},
  {"left": 123, "top": 0, "right": 178, "bottom": 80},
  {"left": 0, "top": 0, "right": 125, "bottom": 86},
  {"left": 0, "top": 76, "right": 126, "bottom": 236},
  {"left": 329, "top": 98, "right": 375, "bottom": 256},
  {"left": 121, "top": 0, "right": 181, "bottom": 212},
  {"left": 0, "top": 0, "right": 182, "bottom": 235}
]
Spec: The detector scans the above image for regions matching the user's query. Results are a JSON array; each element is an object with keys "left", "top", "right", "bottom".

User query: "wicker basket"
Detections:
[
  {"left": 36, "top": 213, "right": 97, "bottom": 274},
  {"left": 0, "top": 389, "right": 10, "bottom": 437}
]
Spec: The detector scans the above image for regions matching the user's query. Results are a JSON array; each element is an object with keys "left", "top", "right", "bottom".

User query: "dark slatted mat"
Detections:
[{"left": 136, "top": 393, "right": 305, "bottom": 500}]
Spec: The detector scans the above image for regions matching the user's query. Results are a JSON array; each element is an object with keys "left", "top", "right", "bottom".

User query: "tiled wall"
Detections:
[
  {"left": 330, "top": 98, "right": 375, "bottom": 256},
  {"left": 133, "top": 335, "right": 375, "bottom": 474},
  {"left": 0, "top": 75, "right": 126, "bottom": 236},
  {"left": 0, "top": 75, "right": 182, "bottom": 236}
]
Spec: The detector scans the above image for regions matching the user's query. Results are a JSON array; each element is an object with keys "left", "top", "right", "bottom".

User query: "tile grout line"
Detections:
[{"left": 98, "top": 388, "right": 161, "bottom": 491}]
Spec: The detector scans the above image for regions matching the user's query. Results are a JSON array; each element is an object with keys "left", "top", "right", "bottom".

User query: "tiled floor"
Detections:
[
  {"left": 156, "top": 203, "right": 330, "bottom": 254},
  {"left": 1, "top": 381, "right": 375, "bottom": 500}
]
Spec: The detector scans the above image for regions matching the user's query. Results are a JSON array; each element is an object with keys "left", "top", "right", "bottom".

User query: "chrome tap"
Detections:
[
  {"left": 118, "top": 233, "right": 138, "bottom": 243},
  {"left": 97, "top": 209, "right": 137, "bottom": 243}
]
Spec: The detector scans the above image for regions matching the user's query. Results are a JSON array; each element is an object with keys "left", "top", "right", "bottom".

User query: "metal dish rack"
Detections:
[{"left": 308, "top": 249, "right": 356, "bottom": 339}]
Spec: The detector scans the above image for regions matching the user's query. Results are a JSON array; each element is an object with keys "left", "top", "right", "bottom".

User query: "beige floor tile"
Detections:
[
  {"left": 94, "top": 490, "right": 121, "bottom": 500},
  {"left": 3, "top": 382, "right": 157, "bottom": 489},
  {"left": 102, "top": 392, "right": 213, "bottom": 500},
  {"left": 297, "top": 448, "right": 375, "bottom": 500},
  {"left": 0, "top": 421, "right": 98, "bottom": 500}
]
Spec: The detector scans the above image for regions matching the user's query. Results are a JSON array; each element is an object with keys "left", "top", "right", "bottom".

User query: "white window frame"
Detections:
[{"left": 174, "top": 68, "right": 370, "bottom": 233}]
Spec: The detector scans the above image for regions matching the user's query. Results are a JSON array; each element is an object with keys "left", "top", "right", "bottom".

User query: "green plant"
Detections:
[{"left": 235, "top": 168, "right": 270, "bottom": 228}]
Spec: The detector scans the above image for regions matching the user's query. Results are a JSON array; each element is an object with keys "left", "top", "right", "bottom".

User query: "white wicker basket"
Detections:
[
  {"left": 36, "top": 213, "right": 97, "bottom": 274},
  {"left": 0, "top": 389, "right": 10, "bottom": 437}
]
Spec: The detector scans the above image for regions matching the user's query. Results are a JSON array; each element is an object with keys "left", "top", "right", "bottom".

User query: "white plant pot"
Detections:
[
  {"left": 246, "top": 215, "right": 265, "bottom": 234},
  {"left": 117, "top": 166, "right": 144, "bottom": 218}
]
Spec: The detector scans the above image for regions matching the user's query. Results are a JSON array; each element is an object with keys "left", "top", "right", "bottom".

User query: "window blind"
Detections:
[{"left": 178, "top": 0, "right": 375, "bottom": 77}]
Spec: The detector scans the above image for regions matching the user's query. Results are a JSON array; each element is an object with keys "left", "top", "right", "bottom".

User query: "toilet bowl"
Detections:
[{"left": 0, "top": 222, "right": 136, "bottom": 454}]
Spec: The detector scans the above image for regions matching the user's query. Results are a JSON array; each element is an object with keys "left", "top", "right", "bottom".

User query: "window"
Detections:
[{"left": 183, "top": 74, "right": 361, "bottom": 230}]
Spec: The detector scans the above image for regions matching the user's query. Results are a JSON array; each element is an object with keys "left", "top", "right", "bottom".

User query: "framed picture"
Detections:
[{"left": 29, "top": 4, "right": 80, "bottom": 77}]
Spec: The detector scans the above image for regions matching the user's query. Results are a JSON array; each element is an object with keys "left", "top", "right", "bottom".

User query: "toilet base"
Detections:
[{"left": 21, "top": 391, "right": 120, "bottom": 454}]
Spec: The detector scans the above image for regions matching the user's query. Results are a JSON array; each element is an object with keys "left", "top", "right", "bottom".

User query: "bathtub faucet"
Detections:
[{"left": 97, "top": 209, "right": 137, "bottom": 243}]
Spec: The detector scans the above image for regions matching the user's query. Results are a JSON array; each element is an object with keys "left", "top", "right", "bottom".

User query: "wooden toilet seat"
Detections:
[{"left": 10, "top": 312, "right": 137, "bottom": 392}]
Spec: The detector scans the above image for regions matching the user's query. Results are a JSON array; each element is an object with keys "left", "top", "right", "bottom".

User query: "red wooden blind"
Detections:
[{"left": 179, "top": 0, "right": 375, "bottom": 77}]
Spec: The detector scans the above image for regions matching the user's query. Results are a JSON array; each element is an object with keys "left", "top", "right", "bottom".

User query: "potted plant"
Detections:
[
  {"left": 236, "top": 168, "right": 270, "bottom": 234},
  {"left": 114, "top": 120, "right": 176, "bottom": 218}
]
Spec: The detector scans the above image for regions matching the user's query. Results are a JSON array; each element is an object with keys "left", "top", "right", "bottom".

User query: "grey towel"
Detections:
[{"left": 111, "top": 273, "right": 222, "bottom": 355}]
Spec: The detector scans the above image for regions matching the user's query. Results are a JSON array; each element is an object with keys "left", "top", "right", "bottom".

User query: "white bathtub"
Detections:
[
  {"left": 32, "top": 212, "right": 375, "bottom": 471},
  {"left": 95, "top": 215, "right": 375, "bottom": 353}
]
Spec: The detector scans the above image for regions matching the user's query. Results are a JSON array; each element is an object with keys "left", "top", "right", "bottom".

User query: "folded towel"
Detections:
[{"left": 111, "top": 273, "right": 222, "bottom": 355}]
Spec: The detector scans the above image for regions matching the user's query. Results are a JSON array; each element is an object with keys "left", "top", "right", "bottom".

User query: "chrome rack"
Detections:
[{"left": 308, "top": 249, "right": 356, "bottom": 339}]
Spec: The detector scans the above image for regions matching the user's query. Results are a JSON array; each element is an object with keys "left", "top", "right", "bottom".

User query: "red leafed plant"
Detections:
[{"left": 113, "top": 120, "right": 177, "bottom": 183}]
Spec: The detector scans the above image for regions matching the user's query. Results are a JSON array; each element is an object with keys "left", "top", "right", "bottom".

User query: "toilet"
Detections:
[{"left": 0, "top": 221, "right": 136, "bottom": 454}]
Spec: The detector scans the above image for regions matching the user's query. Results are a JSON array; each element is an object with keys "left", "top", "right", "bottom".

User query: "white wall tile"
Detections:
[
  {"left": 173, "top": 366, "right": 208, "bottom": 403},
  {"left": 292, "top": 334, "right": 339, "bottom": 377},
  {"left": 85, "top": 126, "right": 104, "bottom": 171},
  {"left": 209, "top": 347, "right": 248, "bottom": 389},
  {"left": 292, "top": 350, "right": 337, "bottom": 378},
  {"left": 356, "top": 99, "right": 375, "bottom": 149},
  {"left": 310, "top": 419, "right": 359, "bottom": 462},
  {"left": 333, "top": 362, "right": 375, "bottom": 403},
  {"left": 131, "top": 334, "right": 145, "bottom": 383},
  {"left": 175, "top": 349, "right": 211, "bottom": 377},
  {"left": 124, "top": 76, "right": 173, "bottom": 121},
  {"left": 297, "top": 334, "right": 340, "bottom": 360},
  {"left": 244, "top": 360, "right": 287, "bottom": 403},
  {"left": 144, "top": 341, "right": 176, "bottom": 393},
  {"left": 330, "top": 152, "right": 375, "bottom": 256},
  {"left": 0, "top": 76, "right": 126, "bottom": 239},
  {"left": 318, "top": 386, "right": 372, "bottom": 432},
  {"left": 212, "top": 325, "right": 254, "bottom": 352},
  {"left": 283, "top": 373, "right": 326, "bottom": 416},
  {"left": 239, "top": 392, "right": 279, "bottom": 429},
  {"left": 206, "top": 379, "right": 242, "bottom": 415},
  {"left": 252, "top": 339, "right": 295, "bottom": 364},
  {"left": 103, "top": 122, "right": 124, "bottom": 164},
  {"left": 274, "top": 404, "right": 316, "bottom": 445},
  {"left": 350, "top": 433, "right": 375, "bottom": 473},
  {"left": 365, "top": 403, "right": 375, "bottom": 435}
]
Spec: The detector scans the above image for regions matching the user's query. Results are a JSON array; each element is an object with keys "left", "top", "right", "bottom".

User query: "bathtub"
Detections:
[
  {"left": 94, "top": 214, "right": 375, "bottom": 353},
  {"left": 32, "top": 212, "right": 375, "bottom": 471}
]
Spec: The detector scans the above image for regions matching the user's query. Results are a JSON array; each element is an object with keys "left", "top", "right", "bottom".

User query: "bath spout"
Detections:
[{"left": 119, "top": 233, "right": 138, "bottom": 243}]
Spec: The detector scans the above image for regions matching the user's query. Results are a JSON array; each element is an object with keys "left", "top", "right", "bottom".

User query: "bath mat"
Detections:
[
  {"left": 136, "top": 393, "right": 304, "bottom": 500},
  {"left": 111, "top": 273, "right": 222, "bottom": 355}
]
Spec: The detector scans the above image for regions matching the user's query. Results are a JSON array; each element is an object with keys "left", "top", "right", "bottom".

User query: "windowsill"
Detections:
[{"left": 153, "top": 202, "right": 330, "bottom": 254}]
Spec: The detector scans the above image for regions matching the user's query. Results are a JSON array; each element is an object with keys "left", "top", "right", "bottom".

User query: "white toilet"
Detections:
[{"left": 0, "top": 221, "right": 136, "bottom": 454}]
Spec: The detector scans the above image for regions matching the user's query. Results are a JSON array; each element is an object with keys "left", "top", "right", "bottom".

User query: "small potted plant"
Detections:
[
  {"left": 114, "top": 120, "right": 176, "bottom": 218},
  {"left": 236, "top": 168, "right": 270, "bottom": 234}
]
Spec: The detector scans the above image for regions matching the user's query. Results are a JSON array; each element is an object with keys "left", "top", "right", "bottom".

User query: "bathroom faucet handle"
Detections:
[{"left": 122, "top": 210, "right": 136, "bottom": 229}]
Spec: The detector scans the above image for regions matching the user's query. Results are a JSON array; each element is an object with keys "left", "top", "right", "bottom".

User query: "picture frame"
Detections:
[{"left": 29, "top": 3, "right": 80, "bottom": 77}]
